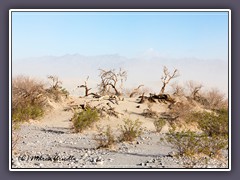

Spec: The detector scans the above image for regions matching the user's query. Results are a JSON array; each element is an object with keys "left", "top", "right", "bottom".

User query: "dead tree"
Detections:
[
  {"left": 187, "top": 81, "right": 203, "bottom": 100},
  {"left": 138, "top": 93, "right": 146, "bottom": 103},
  {"left": 78, "top": 76, "right": 92, "bottom": 96},
  {"left": 98, "top": 68, "right": 127, "bottom": 96},
  {"left": 171, "top": 82, "right": 184, "bottom": 96},
  {"left": 129, "top": 84, "right": 144, "bottom": 97},
  {"left": 47, "top": 75, "right": 62, "bottom": 90},
  {"left": 160, "top": 66, "right": 179, "bottom": 94}
]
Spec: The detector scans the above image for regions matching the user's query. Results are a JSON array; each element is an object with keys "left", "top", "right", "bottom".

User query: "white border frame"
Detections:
[{"left": 9, "top": 9, "right": 231, "bottom": 171}]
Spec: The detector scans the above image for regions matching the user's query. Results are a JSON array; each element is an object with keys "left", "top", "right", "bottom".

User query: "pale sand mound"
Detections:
[
  {"left": 27, "top": 94, "right": 204, "bottom": 135},
  {"left": 12, "top": 95, "right": 228, "bottom": 169},
  {"left": 65, "top": 96, "right": 172, "bottom": 133}
]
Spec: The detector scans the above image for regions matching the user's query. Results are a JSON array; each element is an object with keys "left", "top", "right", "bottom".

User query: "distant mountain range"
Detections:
[{"left": 12, "top": 54, "right": 229, "bottom": 96}]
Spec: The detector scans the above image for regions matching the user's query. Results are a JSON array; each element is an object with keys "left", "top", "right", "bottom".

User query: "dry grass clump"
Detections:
[
  {"left": 169, "top": 102, "right": 192, "bottom": 119},
  {"left": 154, "top": 118, "right": 166, "bottom": 133},
  {"left": 95, "top": 118, "right": 143, "bottom": 148},
  {"left": 119, "top": 118, "right": 142, "bottom": 142},
  {"left": 12, "top": 75, "right": 47, "bottom": 123},
  {"left": 12, "top": 75, "right": 69, "bottom": 123},
  {"left": 95, "top": 126, "right": 116, "bottom": 149}
]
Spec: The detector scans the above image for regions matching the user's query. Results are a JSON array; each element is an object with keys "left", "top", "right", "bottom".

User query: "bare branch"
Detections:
[
  {"left": 187, "top": 80, "right": 203, "bottom": 100},
  {"left": 129, "top": 84, "right": 144, "bottom": 98},
  {"left": 98, "top": 68, "right": 127, "bottom": 96},
  {"left": 160, "top": 66, "right": 180, "bottom": 94},
  {"left": 47, "top": 75, "right": 62, "bottom": 90},
  {"left": 78, "top": 76, "right": 92, "bottom": 96}
]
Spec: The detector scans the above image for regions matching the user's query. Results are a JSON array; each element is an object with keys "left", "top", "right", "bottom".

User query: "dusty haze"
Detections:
[{"left": 12, "top": 54, "right": 228, "bottom": 96}]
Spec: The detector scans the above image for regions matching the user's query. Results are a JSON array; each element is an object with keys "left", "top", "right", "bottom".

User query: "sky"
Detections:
[
  {"left": 12, "top": 11, "right": 229, "bottom": 61},
  {"left": 11, "top": 11, "right": 229, "bottom": 95}
]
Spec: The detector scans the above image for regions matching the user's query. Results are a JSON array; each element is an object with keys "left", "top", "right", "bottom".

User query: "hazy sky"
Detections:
[
  {"left": 12, "top": 11, "right": 229, "bottom": 95},
  {"left": 12, "top": 11, "right": 229, "bottom": 61}
]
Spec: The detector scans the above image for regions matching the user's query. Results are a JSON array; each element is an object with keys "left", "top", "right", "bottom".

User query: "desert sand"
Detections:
[{"left": 11, "top": 95, "right": 228, "bottom": 169}]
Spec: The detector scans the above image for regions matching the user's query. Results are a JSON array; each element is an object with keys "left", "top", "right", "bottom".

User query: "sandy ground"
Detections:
[{"left": 11, "top": 96, "right": 228, "bottom": 169}]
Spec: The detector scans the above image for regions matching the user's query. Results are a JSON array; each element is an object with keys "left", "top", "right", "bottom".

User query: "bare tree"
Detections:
[
  {"left": 205, "top": 88, "right": 228, "bottom": 109},
  {"left": 47, "top": 75, "right": 62, "bottom": 90},
  {"left": 187, "top": 80, "right": 203, "bottom": 100},
  {"left": 171, "top": 82, "right": 184, "bottom": 96},
  {"left": 129, "top": 84, "right": 144, "bottom": 98},
  {"left": 47, "top": 75, "right": 69, "bottom": 100},
  {"left": 98, "top": 68, "right": 127, "bottom": 96},
  {"left": 160, "top": 66, "right": 179, "bottom": 94},
  {"left": 78, "top": 76, "right": 92, "bottom": 96}
]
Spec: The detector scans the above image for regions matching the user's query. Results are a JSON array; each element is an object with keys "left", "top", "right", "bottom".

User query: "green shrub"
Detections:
[
  {"left": 154, "top": 118, "right": 166, "bottom": 133},
  {"left": 46, "top": 75, "right": 69, "bottom": 101},
  {"left": 165, "top": 130, "right": 204, "bottom": 157},
  {"left": 165, "top": 109, "right": 229, "bottom": 158},
  {"left": 187, "top": 109, "right": 228, "bottom": 137},
  {"left": 12, "top": 104, "right": 44, "bottom": 123},
  {"left": 95, "top": 125, "right": 116, "bottom": 149},
  {"left": 200, "top": 134, "right": 228, "bottom": 157},
  {"left": 71, "top": 108, "right": 99, "bottom": 133},
  {"left": 120, "top": 118, "right": 142, "bottom": 142},
  {"left": 46, "top": 87, "right": 69, "bottom": 102}
]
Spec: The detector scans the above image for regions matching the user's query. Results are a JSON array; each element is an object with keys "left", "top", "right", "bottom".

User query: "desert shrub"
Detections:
[
  {"left": 154, "top": 118, "right": 166, "bottom": 133},
  {"left": 165, "top": 130, "right": 204, "bottom": 157},
  {"left": 141, "top": 103, "right": 159, "bottom": 118},
  {"left": 12, "top": 76, "right": 46, "bottom": 123},
  {"left": 200, "top": 135, "right": 228, "bottom": 157},
  {"left": 165, "top": 129, "right": 228, "bottom": 158},
  {"left": 71, "top": 108, "right": 99, "bottom": 133},
  {"left": 186, "top": 80, "right": 203, "bottom": 100},
  {"left": 46, "top": 75, "right": 69, "bottom": 101},
  {"left": 12, "top": 104, "right": 44, "bottom": 123},
  {"left": 166, "top": 102, "right": 192, "bottom": 126},
  {"left": 141, "top": 108, "right": 158, "bottom": 118},
  {"left": 60, "top": 87, "right": 70, "bottom": 97},
  {"left": 171, "top": 82, "right": 185, "bottom": 96},
  {"left": 170, "top": 102, "right": 192, "bottom": 117},
  {"left": 95, "top": 125, "right": 116, "bottom": 149},
  {"left": 187, "top": 109, "right": 228, "bottom": 137},
  {"left": 120, "top": 118, "right": 142, "bottom": 142},
  {"left": 203, "top": 89, "right": 228, "bottom": 110},
  {"left": 165, "top": 109, "right": 228, "bottom": 159}
]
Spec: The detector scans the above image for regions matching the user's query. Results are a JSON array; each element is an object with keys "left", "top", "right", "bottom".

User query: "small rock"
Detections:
[
  {"left": 34, "top": 162, "right": 40, "bottom": 166},
  {"left": 96, "top": 161, "right": 104, "bottom": 165},
  {"left": 83, "top": 153, "right": 88, "bottom": 158},
  {"left": 167, "top": 151, "right": 176, "bottom": 157},
  {"left": 96, "top": 156, "right": 102, "bottom": 162},
  {"left": 13, "top": 160, "right": 21, "bottom": 167},
  {"left": 108, "top": 158, "right": 113, "bottom": 162}
]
